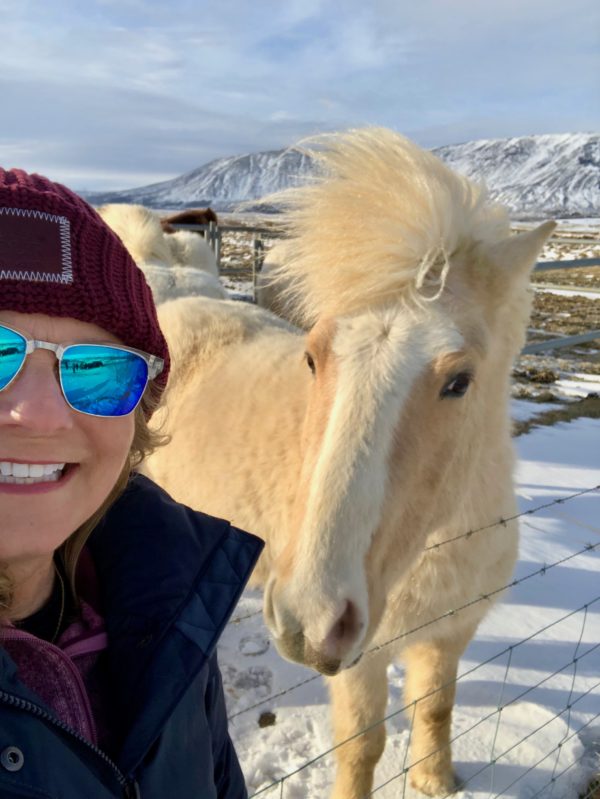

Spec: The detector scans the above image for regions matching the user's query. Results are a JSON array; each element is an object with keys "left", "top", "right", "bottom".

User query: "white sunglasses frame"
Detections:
[{"left": 0, "top": 322, "right": 164, "bottom": 416}]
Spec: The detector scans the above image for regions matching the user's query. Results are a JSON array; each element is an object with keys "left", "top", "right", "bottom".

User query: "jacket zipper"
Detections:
[
  {"left": 0, "top": 689, "right": 139, "bottom": 798},
  {"left": 2, "top": 630, "right": 99, "bottom": 744}
]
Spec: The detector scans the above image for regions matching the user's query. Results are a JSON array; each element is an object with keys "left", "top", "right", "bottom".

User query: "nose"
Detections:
[
  {"left": 264, "top": 579, "right": 365, "bottom": 674},
  {"left": 322, "top": 599, "right": 363, "bottom": 663},
  {"left": 0, "top": 354, "right": 74, "bottom": 433}
]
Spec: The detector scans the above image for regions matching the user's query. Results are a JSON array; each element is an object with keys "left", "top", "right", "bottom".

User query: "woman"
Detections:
[{"left": 0, "top": 168, "right": 263, "bottom": 798}]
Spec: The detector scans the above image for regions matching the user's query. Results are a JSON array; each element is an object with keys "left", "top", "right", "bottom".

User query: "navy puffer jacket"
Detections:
[{"left": 0, "top": 474, "right": 263, "bottom": 798}]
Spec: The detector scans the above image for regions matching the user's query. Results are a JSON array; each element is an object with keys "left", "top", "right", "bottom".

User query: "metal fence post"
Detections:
[
  {"left": 253, "top": 238, "right": 265, "bottom": 302},
  {"left": 206, "top": 221, "right": 216, "bottom": 255},
  {"left": 214, "top": 225, "right": 221, "bottom": 271}
]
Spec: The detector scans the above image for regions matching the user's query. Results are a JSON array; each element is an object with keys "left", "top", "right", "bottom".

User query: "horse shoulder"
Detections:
[{"left": 377, "top": 508, "right": 519, "bottom": 654}]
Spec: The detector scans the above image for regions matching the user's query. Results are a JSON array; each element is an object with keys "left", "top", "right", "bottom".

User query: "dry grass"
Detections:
[{"left": 513, "top": 395, "right": 600, "bottom": 436}]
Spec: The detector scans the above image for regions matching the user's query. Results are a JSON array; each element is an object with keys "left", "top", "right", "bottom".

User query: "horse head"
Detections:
[{"left": 262, "top": 129, "right": 554, "bottom": 675}]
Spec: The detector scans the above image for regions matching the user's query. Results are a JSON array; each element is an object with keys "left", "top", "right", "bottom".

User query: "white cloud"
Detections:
[{"left": 0, "top": 0, "right": 597, "bottom": 190}]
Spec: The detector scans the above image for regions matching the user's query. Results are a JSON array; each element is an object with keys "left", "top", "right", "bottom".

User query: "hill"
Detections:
[{"left": 83, "top": 133, "right": 600, "bottom": 219}]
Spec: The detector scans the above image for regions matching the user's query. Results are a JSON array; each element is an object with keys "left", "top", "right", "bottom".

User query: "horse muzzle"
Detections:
[
  {"left": 264, "top": 579, "right": 366, "bottom": 675},
  {"left": 273, "top": 630, "right": 343, "bottom": 676}
]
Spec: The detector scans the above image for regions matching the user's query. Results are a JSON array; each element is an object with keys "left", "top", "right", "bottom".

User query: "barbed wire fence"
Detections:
[{"left": 224, "top": 485, "right": 600, "bottom": 798}]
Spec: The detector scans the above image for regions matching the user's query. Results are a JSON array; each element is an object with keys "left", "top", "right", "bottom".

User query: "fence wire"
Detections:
[
  {"left": 249, "top": 625, "right": 600, "bottom": 797},
  {"left": 487, "top": 709, "right": 600, "bottom": 799},
  {"left": 228, "top": 485, "right": 599, "bottom": 723},
  {"left": 226, "top": 485, "right": 600, "bottom": 798},
  {"left": 230, "top": 608, "right": 263, "bottom": 625}
]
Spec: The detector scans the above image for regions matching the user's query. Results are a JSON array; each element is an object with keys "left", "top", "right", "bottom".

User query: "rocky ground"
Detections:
[{"left": 512, "top": 230, "right": 600, "bottom": 430}]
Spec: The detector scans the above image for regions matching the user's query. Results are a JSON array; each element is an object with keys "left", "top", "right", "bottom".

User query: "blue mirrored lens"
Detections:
[
  {"left": 0, "top": 325, "right": 27, "bottom": 390},
  {"left": 60, "top": 345, "right": 148, "bottom": 416}
]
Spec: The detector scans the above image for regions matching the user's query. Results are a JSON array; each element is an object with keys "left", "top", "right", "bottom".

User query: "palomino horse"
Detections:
[
  {"left": 97, "top": 203, "right": 227, "bottom": 303},
  {"left": 143, "top": 128, "right": 554, "bottom": 797}
]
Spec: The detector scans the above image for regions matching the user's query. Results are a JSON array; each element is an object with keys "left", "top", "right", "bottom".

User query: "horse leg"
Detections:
[
  {"left": 328, "top": 652, "right": 389, "bottom": 799},
  {"left": 402, "top": 628, "right": 475, "bottom": 796}
]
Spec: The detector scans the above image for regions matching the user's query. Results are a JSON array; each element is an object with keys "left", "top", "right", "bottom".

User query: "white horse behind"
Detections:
[
  {"left": 97, "top": 203, "right": 227, "bottom": 303},
  {"left": 143, "top": 129, "right": 554, "bottom": 797}
]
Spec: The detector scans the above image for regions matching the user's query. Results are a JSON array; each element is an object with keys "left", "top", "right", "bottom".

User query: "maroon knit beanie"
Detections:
[{"left": 0, "top": 168, "right": 169, "bottom": 394}]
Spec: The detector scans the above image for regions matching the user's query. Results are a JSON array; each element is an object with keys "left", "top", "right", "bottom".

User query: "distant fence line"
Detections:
[
  {"left": 535, "top": 258, "right": 600, "bottom": 271},
  {"left": 172, "top": 222, "right": 600, "bottom": 355},
  {"left": 172, "top": 221, "right": 600, "bottom": 271}
]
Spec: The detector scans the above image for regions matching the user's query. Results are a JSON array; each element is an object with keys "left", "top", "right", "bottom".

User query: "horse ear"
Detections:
[{"left": 485, "top": 221, "right": 557, "bottom": 278}]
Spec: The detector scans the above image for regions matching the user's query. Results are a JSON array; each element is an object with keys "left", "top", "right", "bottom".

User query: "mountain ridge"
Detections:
[{"left": 83, "top": 132, "right": 600, "bottom": 219}]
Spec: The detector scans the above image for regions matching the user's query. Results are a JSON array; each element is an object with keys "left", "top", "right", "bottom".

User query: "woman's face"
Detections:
[{"left": 0, "top": 311, "right": 135, "bottom": 564}]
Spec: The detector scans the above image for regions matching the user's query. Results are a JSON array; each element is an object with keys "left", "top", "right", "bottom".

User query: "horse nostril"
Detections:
[{"left": 323, "top": 600, "right": 363, "bottom": 660}]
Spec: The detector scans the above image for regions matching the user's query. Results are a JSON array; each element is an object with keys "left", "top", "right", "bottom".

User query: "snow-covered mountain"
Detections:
[
  {"left": 83, "top": 133, "right": 599, "bottom": 218},
  {"left": 84, "top": 148, "right": 317, "bottom": 212},
  {"left": 434, "top": 133, "right": 599, "bottom": 218}
]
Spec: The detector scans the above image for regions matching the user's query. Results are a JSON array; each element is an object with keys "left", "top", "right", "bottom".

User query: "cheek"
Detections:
[
  {"left": 69, "top": 416, "right": 134, "bottom": 530},
  {"left": 390, "top": 396, "right": 464, "bottom": 494},
  {"left": 0, "top": 416, "right": 135, "bottom": 562},
  {"left": 80, "top": 415, "right": 134, "bottom": 492}
]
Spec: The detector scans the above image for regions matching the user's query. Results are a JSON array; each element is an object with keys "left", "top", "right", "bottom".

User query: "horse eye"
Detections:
[
  {"left": 441, "top": 372, "right": 472, "bottom": 398},
  {"left": 305, "top": 352, "right": 316, "bottom": 375}
]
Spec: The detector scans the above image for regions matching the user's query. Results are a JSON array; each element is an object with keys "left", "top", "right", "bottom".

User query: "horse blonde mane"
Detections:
[{"left": 266, "top": 128, "right": 511, "bottom": 325}]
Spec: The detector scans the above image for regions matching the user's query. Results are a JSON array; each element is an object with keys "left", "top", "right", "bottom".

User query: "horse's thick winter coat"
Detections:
[{"left": 143, "top": 129, "right": 554, "bottom": 797}]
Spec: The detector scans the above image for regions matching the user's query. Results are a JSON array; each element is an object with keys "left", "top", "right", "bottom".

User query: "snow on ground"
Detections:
[
  {"left": 554, "top": 373, "right": 600, "bottom": 399},
  {"left": 511, "top": 399, "right": 562, "bottom": 423},
  {"left": 544, "top": 220, "right": 600, "bottom": 233},
  {"left": 220, "top": 418, "right": 600, "bottom": 798},
  {"left": 220, "top": 277, "right": 255, "bottom": 301},
  {"left": 534, "top": 287, "right": 600, "bottom": 299},
  {"left": 516, "top": 219, "right": 599, "bottom": 234}
]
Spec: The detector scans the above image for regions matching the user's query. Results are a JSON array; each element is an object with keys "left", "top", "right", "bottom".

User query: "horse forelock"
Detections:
[{"left": 265, "top": 128, "right": 511, "bottom": 326}]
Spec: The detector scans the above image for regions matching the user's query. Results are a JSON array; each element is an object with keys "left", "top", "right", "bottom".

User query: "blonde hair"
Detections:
[{"left": 0, "top": 382, "right": 168, "bottom": 618}]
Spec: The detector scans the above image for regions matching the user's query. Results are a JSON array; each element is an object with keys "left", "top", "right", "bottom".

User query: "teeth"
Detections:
[
  {"left": 0, "top": 462, "right": 66, "bottom": 482},
  {"left": 44, "top": 463, "right": 65, "bottom": 476},
  {"left": 0, "top": 472, "right": 61, "bottom": 485}
]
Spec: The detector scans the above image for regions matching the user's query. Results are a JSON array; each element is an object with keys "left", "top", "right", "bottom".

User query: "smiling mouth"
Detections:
[{"left": 0, "top": 462, "right": 74, "bottom": 485}]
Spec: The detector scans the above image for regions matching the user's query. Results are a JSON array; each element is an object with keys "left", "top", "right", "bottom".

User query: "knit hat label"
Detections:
[{"left": 0, "top": 208, "right": 73, "bottom": 284}]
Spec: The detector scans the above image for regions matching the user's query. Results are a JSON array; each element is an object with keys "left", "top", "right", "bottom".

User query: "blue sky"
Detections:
[{"left": 1, "top": 0, "right": 598, "bottom": 190}]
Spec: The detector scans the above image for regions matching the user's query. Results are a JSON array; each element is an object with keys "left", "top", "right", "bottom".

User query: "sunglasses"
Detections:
[{"left": 0, "top": 323, "right": 164, "bottom": 417}]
